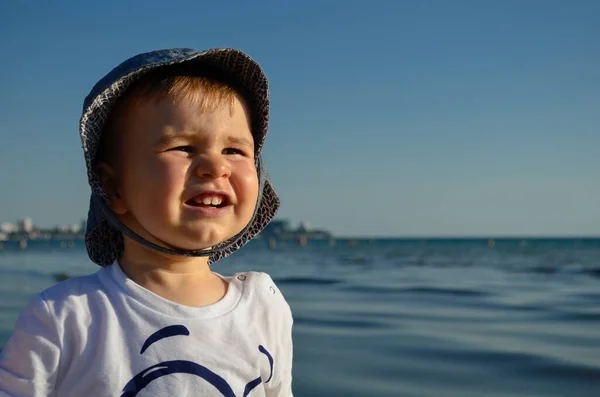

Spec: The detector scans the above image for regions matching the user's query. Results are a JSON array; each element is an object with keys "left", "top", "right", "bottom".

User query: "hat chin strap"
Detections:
[
  {"left": 96, "top": 197, "right": 247, "bottom": 258},
  {"left": 95, "top": 154, "right": 266, "bottom": 260}
]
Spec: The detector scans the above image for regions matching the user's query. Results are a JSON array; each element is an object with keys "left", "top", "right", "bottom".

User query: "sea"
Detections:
[{"left": 1, "top": 238, "right": 599, "bottom": 396}]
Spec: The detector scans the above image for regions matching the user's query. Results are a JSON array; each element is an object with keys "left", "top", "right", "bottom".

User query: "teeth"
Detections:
[{"left": 200, "top": 196, "right": 223, "bottom": 206}]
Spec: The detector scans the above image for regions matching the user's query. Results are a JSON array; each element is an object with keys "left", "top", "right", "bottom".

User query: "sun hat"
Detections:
[{"left": 79, "top": 48, "right": 279, "bottom": 266}]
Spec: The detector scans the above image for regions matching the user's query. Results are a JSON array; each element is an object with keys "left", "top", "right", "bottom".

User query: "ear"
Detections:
[{"left": 96, "top": 162, "right": 128, "bottom": 215}]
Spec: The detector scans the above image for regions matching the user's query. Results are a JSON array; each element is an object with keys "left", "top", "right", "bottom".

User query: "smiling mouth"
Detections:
[{"left": 185, "top": 194, "right": 230, "bottom": 208}]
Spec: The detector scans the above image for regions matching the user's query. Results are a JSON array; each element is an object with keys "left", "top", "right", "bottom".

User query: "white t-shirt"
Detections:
[{"left": 0, "top": 263, "right": 294, "bottom": 396}]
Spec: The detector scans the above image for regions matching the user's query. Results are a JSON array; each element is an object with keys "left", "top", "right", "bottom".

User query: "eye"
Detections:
[
  {"left": 223, "top": 147, "right": 245, "bottom": 155},
  {"left": 168, "top": 146, "right": 194, "bottom": 153}
]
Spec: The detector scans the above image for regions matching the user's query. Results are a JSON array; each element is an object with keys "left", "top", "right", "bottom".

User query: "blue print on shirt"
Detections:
[{"left": 120, "top": 325, "right": 274, "bottom": 397}]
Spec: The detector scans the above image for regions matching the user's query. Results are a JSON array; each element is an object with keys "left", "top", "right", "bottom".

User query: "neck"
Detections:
[{"left": 118, "top": 237, "right": 227, "bottom": 307}]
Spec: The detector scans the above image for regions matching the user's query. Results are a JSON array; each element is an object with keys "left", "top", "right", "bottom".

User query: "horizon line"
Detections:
[{"left": 333, "top": 235, "right": 600, "bottom": 239}]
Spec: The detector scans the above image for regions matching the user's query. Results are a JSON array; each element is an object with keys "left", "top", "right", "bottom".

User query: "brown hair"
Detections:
[{"left": 96, "top": 67, "right": 241, "bottom": 168}]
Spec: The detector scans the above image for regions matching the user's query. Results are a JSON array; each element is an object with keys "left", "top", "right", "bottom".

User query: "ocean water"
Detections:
[{"left": 1, "top": 238, "right": 600, "bottom": 396}]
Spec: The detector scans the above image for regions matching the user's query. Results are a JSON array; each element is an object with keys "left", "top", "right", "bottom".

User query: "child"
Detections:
[{"left": 0, "top": 48, "right": 293, "bottom": 396}]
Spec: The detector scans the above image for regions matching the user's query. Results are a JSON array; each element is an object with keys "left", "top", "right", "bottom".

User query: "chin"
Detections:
[
  {"left": 151, "top": 218, "right": 250, "bottom": 251},
  {"left": 177, "top": 229, "right": 240, "bottom": 251}
]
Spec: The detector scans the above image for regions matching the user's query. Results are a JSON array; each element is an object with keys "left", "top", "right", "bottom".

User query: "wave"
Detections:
[
  {"left": 341, "top": 285, "right": 491, "bottom": 297},
  {"left": 415, "top": 346, "right": 600, "bottom": 382},
  {"left": 581, "top": 267, "right": 600, "bottom": 279},
  {"left": 293, "top": 316, "right": 390, "bottom": 330},
  {"left": 543, "top": 310, "right": 600, "bottom": 323},
  {"left": 274, "top": 277, "right": 342, "bottom": 286}
]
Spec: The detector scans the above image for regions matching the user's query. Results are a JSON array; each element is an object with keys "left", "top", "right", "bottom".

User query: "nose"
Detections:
[{"left": 194, "top": 153, "right": 231, "bottom": 179}]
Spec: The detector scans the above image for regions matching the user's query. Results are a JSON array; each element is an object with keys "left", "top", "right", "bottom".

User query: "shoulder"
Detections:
[
  {"left": 241, "top": 271, "right": 279, "bottom": 293},
  {"left": 1, "top": 273, "right": 103, "bottom": 375},
  {"left": 236, "top": 271, "right": 293, "bottom": 322},
  {"left": 38, "top": 269, "right": 107, "bottom": 309},
  {"left": 8, "top": 273, "right": 102, "bottom": 339},
  {"left": 0, "top": 269, "right": 109, "bottom": 393},
  {"left": 234, "top": 272, "right": 294, "bottom": 392},
  {"left": 40, "top": 269, "right": 105, "bottom": 301},
  {"left": 241, "top": 272, "right": 289, "bottom": 303},
  {"left": 26, "top": 267, "right": 115, "bottom": 327}
]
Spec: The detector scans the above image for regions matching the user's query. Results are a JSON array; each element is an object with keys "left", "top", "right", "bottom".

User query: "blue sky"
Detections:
[{"left": 0, "top": 0, "right": 598, "bottom": 237}]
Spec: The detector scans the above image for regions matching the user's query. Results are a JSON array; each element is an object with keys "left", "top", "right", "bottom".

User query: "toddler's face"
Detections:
[{"left": 112, "top": 92, "right": 258, "bottom": 251}]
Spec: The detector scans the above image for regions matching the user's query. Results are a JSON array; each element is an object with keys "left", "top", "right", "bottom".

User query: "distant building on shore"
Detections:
[
  {"left": 0, "top": 222, "right": 18, "bottom": 234},
  {"left": 258, "top": 219, "right": 332, "bottom": 240},
  {"left": 0, "top": 216, "right": 87, "bottom": 241},
  {"left": 18, "top": 217, "right": 33, "bottom": 233}
]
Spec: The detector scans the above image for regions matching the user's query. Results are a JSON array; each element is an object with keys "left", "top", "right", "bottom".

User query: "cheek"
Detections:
[
  {"left": 236, "top": 163, "right": 259, "bottom": 209},
  {"left": 122, "top": 156, "right": 187, "bottom": 207},
  {"left": 154, "top": 159, "right": 187, "bottom": 192}
]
